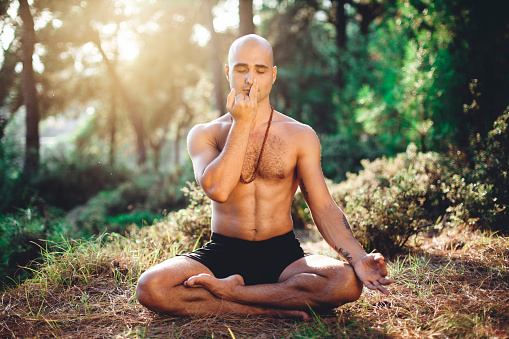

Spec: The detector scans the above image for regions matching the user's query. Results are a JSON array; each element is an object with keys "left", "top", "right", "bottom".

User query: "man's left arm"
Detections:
[{"left": 296, "top": 127, "right": 393, "bottom": 294}]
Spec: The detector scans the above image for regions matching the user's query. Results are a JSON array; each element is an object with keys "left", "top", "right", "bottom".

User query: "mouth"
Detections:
[{"left": 243, "top": 88, "right": 251, "bottom": 95}]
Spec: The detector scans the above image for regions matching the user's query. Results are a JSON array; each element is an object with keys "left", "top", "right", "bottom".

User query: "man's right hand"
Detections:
[{"left": 227, "top": 79, "right": 258, "bottom": 125}]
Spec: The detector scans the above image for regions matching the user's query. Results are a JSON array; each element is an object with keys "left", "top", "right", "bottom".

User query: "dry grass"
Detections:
[{"left": 1, "top": 227, "right": 508, "bottom": 338}]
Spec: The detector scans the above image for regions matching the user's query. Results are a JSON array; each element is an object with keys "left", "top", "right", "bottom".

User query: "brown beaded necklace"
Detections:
[{"left": 239, "top": 105, "right": 275, "bottom": 184}]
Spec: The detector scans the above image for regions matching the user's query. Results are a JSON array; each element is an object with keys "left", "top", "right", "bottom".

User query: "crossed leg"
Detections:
[{"left": 136, "top": 254, "right": 363, "bottom": 319}]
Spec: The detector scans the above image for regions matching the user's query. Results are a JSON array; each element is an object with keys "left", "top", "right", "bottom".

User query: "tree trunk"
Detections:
[
  {"left": 0, "top": 44, "right": 18, "bottom": 142},
  {"left": 152, "top": 143, "right": 162, "bottom": 172},
  {"left": 203, "top": 0, "right": 226, "bottom": 116},
  {"left": 174, "top": 131, "right": 181, "bottom": 166},
  {"left": 92, "top": 32, "right": 147, "bottom": 166},
  {"left": 331, "top": 0, "right": 347, "bottom": 89},
  {"left": 239, "top": 0, "right": 255, "bottom": 36},
  {"left": 108, "top": 88, "right": 117, "bottom": 167},
  {"left": 333, "top": 0, "right": 347, "bottom": 49},
  {"left": 0, "top": 116, "right": 7, "bottom": 142},
  {"left": 354, "top": 2, "right": 384, "bottom": 36},
  {"left": 19, "top": 0, "right": 40, "bottom": 176}
]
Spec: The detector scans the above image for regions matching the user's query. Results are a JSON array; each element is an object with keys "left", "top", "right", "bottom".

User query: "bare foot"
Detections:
[
  {"left": 184, "top": 274, "right": 309, "bottom": 320},
  {"left": 184, "top": 274, "right": 245, "bottom": 300}
]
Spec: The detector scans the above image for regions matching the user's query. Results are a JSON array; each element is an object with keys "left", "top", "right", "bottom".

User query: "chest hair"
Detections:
[{"left": 242, "top": 134, "right": 289, "bottom": 181}]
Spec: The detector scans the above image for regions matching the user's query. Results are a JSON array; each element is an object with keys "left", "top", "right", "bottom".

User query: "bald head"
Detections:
[
  {"left": 228, "top": 34, "right": 274, "bottom": 68},
  {"left": 225, "top": 34, "right": 277, "bottom": 103}
]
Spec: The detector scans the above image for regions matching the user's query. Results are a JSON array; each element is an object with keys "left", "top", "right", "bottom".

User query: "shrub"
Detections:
[
  {"left": 0, "top": 131, "right": 27, "bottom": 213},
  {"left": 291, "top": 189, "right": 313, "bottom": 229},
  {"left": 32, "top": 153, "right": 130, "bottom": 211},
  {"left": 70, "top": 170, "right": 191, "bottom": 237},
  {"left": 452, "top": 108, "right": 509, "bottom": 233},
  {"left": 331, "top": 144, "right": 460, "bottom": 256},
  {"left": 320, "top": 133, "right": 384, "bottom": 182},
  {"left": 0, "top": 207, "right": 70, "bottom": 288}
]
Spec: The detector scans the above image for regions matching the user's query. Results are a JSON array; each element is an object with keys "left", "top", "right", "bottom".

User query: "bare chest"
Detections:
[
  {"left": 218, "top": 131, "right": 295, "bottom": 181},
  {"left": 243, "top": 133, "right": 290, "bottom": 181}
]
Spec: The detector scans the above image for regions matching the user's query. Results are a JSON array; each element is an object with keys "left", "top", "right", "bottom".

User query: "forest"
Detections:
[{"left": 1, "top": 0, "right": 508, "bottom": 337}]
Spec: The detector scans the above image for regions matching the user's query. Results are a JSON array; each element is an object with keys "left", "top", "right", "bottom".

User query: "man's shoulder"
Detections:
[
  {"left": 274, "top": 114, "right": 321, "bottom": 156},
  {"left": 275, "top": 113, "right": 315, "bottom": 133},
  {"left": 188, "top": 115, "right": 230, "bottom": 137},
  {"left": 192, "top": 114, "right": 231, "bottom": 130},
  {"left": 275, "top": 114, "right": 318, "bottom": 141}
]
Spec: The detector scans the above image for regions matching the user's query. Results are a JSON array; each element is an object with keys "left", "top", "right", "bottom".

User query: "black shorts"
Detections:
[{"left": 182, "top": 231, "right": 305, "bottom": 286}]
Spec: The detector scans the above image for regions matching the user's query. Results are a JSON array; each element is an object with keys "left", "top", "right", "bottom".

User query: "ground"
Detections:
[{"left": 1, "top": 226, "right": 508, "bottom": 338}]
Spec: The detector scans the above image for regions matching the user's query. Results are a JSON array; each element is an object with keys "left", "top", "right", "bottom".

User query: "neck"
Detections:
[{"left": 253, "top": 98, "right": 273, "bottom": 125}]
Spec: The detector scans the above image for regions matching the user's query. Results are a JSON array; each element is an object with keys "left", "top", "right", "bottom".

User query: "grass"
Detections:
[{"left": 1, "top": 224, "right": 508, "bottom": 338}]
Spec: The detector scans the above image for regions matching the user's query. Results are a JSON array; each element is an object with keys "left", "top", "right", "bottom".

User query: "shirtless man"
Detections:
[{"left": 136, "top": 34, "right": 393, "bottom": 319}]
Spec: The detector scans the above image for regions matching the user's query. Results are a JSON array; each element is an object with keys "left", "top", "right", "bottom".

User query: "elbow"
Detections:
[
  {"left": 207, "top": 190, "right": 229, "bottom": 203},
  {"left": 200, "top": 180, "right": 230, "bottom": 203},
  {"left": 198, "top": 171, "right": 233, "bottom": 203}
]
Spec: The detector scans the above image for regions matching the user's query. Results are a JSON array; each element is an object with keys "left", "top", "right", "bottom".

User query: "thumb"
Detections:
[{"left": 226, "top": 88, "right": 235, "bottom": 113}]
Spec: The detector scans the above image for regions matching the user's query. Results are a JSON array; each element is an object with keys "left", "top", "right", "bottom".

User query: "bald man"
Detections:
[{"left": 136, "top": 34, "right": 393, "bottom": 319}]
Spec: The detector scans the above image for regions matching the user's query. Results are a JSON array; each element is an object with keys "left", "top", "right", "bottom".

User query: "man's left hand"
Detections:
[{"left": 352, "top": 253, "right": 394, "bottom": 295}]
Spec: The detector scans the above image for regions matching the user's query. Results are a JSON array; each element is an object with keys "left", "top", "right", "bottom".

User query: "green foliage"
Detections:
[
  {"left": 330, "top": 114, "right": 508, "bottom": 255},
  {"left": 332, "top": 144, "right": 462, "bottom": 255},
  {"left": 32, "top": 152, "right": 129, "bottom": 211},
  {"left": 320, "top": 133, "right": 383, "bottom": 182},
  {"left": 170, "top": 182, "right": 213, "bottom": 248},
  {"left": 451, "top": 108, "right": 509, "bottom": 232},
  {"left": 0, "top": 207, "right": 69, "bottom": 288},
  {"left": 0, "top": 137, "right": 26, "bottom": 213},
  {"left": 291, "top": 189, "right": 312, "bottom": 229},
  {"left": 70, "top": 170, "right": 191, "bottom": 238},
  {"left": 261, "top": 3, "right": 339, "bottom": 134}
]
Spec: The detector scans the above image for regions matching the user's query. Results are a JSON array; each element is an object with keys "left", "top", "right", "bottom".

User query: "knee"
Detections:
[
  {"left": 136, "top": 270, "right": 157, "bottom": 309},
  {"left": 324, "top": 264, "right": 363, "bottom": 307},
  {"left": 340, "top": 264, "right": 363, "bottom": 302},
  {"left": 136, "top": 269, "right": 173, "bottom": 313}
]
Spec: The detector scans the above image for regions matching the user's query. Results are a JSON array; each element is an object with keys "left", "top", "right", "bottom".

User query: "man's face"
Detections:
[{"left": 225, "top": 40, "right": 277, "bottom": 103}]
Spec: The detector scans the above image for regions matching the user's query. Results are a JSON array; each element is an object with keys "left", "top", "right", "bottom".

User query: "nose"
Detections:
[{"left": 245, "top": 70, "right": 254, "bottom": 84}]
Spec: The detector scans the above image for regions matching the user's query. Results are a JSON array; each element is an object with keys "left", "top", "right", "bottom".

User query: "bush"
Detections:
[
  {"left": 70, "top": 169, "right": 192, "bottom": 237},
  {"left": 320, "top": 133, "right": 384, "bottom": 182},
  {"left": 0, "top": 207, "right": 70, "bottom": 288},
  {"left": 453, "top": 108, "right": 509, "bottom": 233},
  {"left": 331, "top": 144, "right": 462, "bottom": 256},
  {"left": 291, "top": 189, "right": 313, "bottom": 229},
  {"left": 33, "top": 153, "right": 130, "bottom": 211},
  {"left": 0, "top": 131, "right": 28, "bottom": 213}
]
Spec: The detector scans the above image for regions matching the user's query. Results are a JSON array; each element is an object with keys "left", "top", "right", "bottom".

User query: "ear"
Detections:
[
  {"left": 225, "top": 64, "right": 230, "bottom": 81},
  {"left": 272, "top": 66, "right": 277, "bottom": 84}
]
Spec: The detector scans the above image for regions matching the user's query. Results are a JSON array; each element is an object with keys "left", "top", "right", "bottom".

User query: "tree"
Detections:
[
  {"left": 239, "top": 0, "right": 255, "bottom": 36},
  {"left": 18, "top": 0, "right": 40, "bottom": 175},
  {"left": 261, "top": 2, "right": 341, "bottom": 134},
  {"left": 0, "top": 10, "right": 20, "bottom": 141},
  {"left": 91, "top": 29, "right": 147, "bottom": 166},
  {"left": 202, "top": 0, "right": 226, "bottom": 116}
]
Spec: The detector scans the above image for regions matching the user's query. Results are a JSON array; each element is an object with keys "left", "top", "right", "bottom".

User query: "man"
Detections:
[{"left": 136, "top": 34, "right": 393, "bottom": 319}]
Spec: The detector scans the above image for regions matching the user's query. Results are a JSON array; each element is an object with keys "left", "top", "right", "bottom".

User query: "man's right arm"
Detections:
[
  {"left": 187, "top": 82, "right": 259, "bottom": 202},
  {"left": 187, "top": 119, "right": 250, "bottom": 202}
]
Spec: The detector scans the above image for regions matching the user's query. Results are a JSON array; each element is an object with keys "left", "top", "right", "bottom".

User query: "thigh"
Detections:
[
  {"left": 140, "top": 255, "right": 214, "bottom": 287},
  {"left": 277, "top": 255, "right": 347, "bottom": 283}
]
